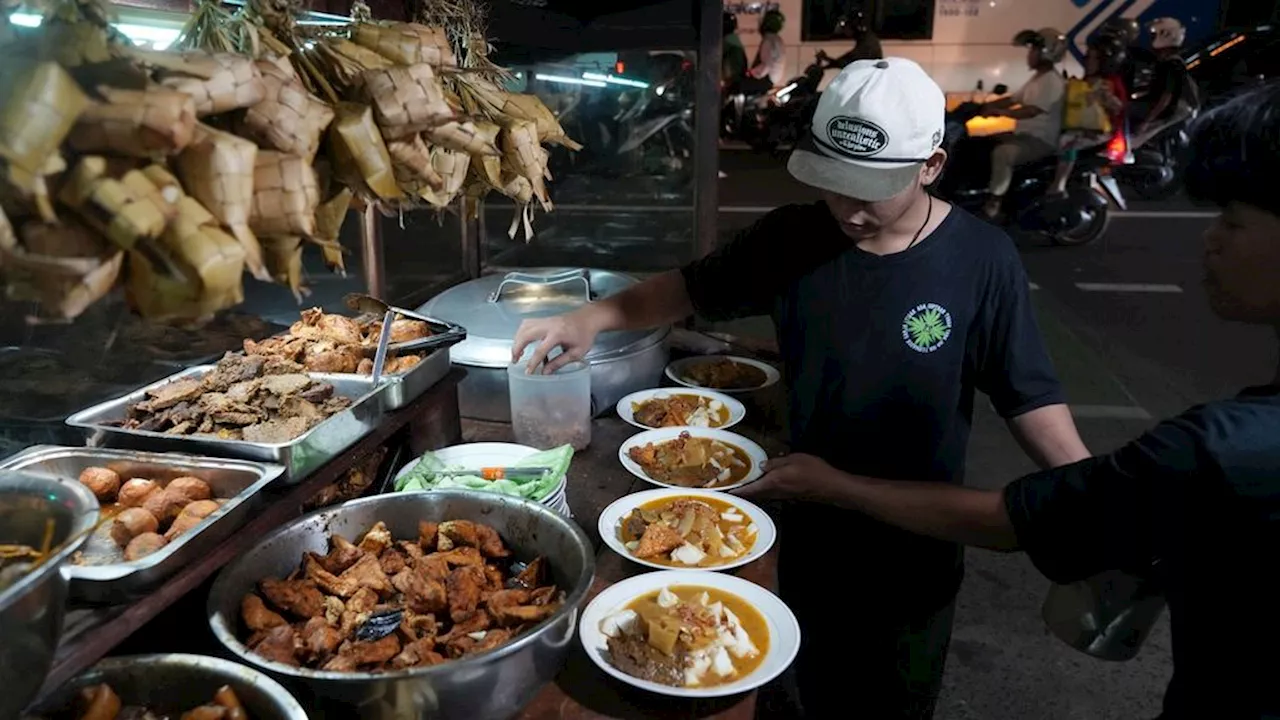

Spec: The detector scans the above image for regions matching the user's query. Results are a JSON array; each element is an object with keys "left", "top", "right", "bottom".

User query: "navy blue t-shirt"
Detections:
[
  {"left": 681, "top": 201, "right": 1064, "bottom": 612},
  {"left": 1006, "top": 387, "right": 1280, "bottom": 719}
]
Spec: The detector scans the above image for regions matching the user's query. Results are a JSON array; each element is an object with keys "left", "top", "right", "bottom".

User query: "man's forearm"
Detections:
[
  {"left": 577, "top": 270, "right": 694, "bottom": 334},
  {"left": 1002, "top": 105, "right": 1045, "bottom": 120},
  {"left": 1009, "top": 403, "right": 1091, "bottom": 469},
  {"left": 814, "top": 473, "right": 1021, "bottom": 551}
]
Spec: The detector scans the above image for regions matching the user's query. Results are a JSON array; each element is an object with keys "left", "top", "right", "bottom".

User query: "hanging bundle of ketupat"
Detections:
[{"left": 0, "top": 0, "right": 581, "bottom": 323}]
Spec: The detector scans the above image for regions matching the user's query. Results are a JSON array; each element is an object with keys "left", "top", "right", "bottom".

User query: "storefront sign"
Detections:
[{"left": 938, "top": 0, "right": 980, "bottom": 18}]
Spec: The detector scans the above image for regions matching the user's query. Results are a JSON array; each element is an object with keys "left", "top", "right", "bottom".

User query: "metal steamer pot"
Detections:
[
  {"left": 420, "top": 268, "right": 669, "bottom": 422},
  {"left": 207, "top": 491, "right": 596, "bottom": 720}
]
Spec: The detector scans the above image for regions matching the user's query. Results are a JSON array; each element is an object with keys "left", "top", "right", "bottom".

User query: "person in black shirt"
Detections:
[
  {"left": 819, "top": 9, "right": 884, "bottom": 68},
  {"left": 512, "top": 58, "right": 1089, "bottom": 719},
  {"left": 1133, "top": 17, "right": 1198, "bottom": 148},
  {"left": 743, "top": 81, "right": 1280, "bottom": 719}
]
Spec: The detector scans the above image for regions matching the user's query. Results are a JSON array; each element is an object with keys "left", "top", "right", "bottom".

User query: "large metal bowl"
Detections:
[
  {"left": 24, "top": 653, "right": 308, "bottom": 719},
  {"left": 0, "top": 470, "right": 100, "bottom": 720},
  {"left": 207, "top": 490, "right": 596, "bottom": 720}
]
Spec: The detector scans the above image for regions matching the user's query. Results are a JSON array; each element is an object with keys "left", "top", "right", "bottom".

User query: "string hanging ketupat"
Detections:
[{"left": 0, "top": 0, "right": 581, "bottom": 323}]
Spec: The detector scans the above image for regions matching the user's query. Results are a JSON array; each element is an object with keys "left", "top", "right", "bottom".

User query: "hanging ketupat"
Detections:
[
  {"left": 238, "top": 60, "right": 335, "bottom": 162},
  {"left": 174, "top": 123, "right": 267, "bottom": 280},
  {"left": 249, "top": 150, "right": 321, "bottom": 238},
  {"left": 69, "top": 85, "right": 198, "bottom": 158}
]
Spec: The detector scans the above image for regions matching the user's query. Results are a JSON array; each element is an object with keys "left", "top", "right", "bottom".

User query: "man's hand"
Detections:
[
  {"left": 511, "top": 312, "right": 600, "bottom": 374},
  {"left": 732, "top": 453, "right": 844, "bottom": 502}
]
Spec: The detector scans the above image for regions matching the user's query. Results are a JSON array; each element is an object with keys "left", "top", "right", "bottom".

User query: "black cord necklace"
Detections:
[{"left": 905, "top": 194, "right": 934, "bottom": 251}]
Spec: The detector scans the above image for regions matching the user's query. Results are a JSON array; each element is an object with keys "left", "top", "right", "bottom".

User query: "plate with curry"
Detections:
[
  {"left": 616, "top": 388, "right": 746, "bottom": 431},
  {"left": 665, "top": 356, "right": 780, "bottom": 394},
  {"left": 579, "top": 570, "right": 800, "bottom": 698},
  {"left": 618, "top": 428, "right": 767, "bottom": 491},
  {"left": 598, "top": 489, "right": 776, "bottom": 572}
]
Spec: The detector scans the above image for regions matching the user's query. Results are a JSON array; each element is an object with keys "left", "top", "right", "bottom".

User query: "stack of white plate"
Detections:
[{"left": 393, "top": 442, "right": 572, "bottom": 518}]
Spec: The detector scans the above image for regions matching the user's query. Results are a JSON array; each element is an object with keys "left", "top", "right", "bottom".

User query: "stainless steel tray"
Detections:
[
  {"left": 0, "top": 446, "right": 285, "bottom": 604},
  {"left": 352, "top": 308, "right": 465, "bottom": 410},
  {"left": 64, "top": 367, "right": 387, "bottom": 482}
]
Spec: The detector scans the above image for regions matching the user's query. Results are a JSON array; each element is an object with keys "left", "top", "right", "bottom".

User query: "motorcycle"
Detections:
[
  {"left": 615, "top": 56, "right": 695, "bottom": 174},
  {"left": 1114, "top": 117, "right": 1191, "bottom": 200},
  {"left": 937, "top": 97, "right": 1128, "bottom": 247},
  {"left": 722, "top": 51, "right": 828, "bottom": 152}
]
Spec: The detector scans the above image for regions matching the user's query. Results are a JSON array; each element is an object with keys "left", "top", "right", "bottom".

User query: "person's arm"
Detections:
[
  {"left": 513, "top": 208, "right": 802, "bottom": 370},
  {"left": 975, "top": 239, "right": 1090, "bottom": 469}
]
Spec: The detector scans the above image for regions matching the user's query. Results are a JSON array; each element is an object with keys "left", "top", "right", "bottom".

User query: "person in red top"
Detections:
[{"left": 1050, "top": 35, "right": 1129, "bottom": 195}]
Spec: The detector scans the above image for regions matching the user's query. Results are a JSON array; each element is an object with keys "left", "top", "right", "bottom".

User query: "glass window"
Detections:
[{"left": 802, "top": 0, "right": 935, "bottom": 42}]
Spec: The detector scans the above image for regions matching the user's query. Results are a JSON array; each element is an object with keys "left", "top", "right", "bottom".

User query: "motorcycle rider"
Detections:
[
  {"left": 1050, "top": 33, "right": 1128, "bottom": 195},
  {"left": 979, "top": 28, "right": 1068, "bottom": 219},
  {"left": 741, "top": 8, "right": 787, "bottom": 95},
  {"left": 1132, "top": 17, "right": 1198, "bottom": 148},
  {"left": 820, "top": 8, "right": 884, "bottom": 68},
  {"left": 722, "top": 11, "right": 748, "bottom": 94}
]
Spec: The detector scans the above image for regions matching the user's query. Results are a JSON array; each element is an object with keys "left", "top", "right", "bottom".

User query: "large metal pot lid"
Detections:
[{"left": 419, "top": 268, "right": 667, "bottom": 368}]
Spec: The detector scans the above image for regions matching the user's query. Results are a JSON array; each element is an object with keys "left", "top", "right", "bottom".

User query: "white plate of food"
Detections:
[
  {"left": 616, "top": 388, "right": 746, "bottom": 431},
  {"left": 618, "top": 428, "right": 768, "bottom": 492},
  {"left": 579, "top": 570, "right": 800, "bottom": 698},
  {"left": 598, "top": 489, "right": 776, "bottom": 572},
  {"left": 665, "top": 356, "right": 780, "bottom": 394}
]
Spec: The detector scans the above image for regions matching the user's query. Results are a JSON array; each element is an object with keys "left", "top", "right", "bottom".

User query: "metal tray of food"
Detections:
[
  {"left": 64, "top": 366, "right": 387, "bottom": 482},
  {"left": 365, "top": 307, "right": 465, "bottom": 409},
  {"left": 0, "top": 445, "right": 285, "bottom": 603}
]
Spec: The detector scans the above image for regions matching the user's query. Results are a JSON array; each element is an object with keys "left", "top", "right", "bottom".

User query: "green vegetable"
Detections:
[{"left": 394, "top": 445, "right": 572, "bottom": 501}]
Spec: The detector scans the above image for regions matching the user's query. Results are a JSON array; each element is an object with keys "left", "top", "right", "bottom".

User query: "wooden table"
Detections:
[
  {"left": 465, "top": 415, "right": 786, "bottom": 720},
  {"left": 32, "top": 370, "right": 468, "bottom": 701}
]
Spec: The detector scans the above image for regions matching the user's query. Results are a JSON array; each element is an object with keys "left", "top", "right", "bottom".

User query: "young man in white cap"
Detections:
[{"left": 511, "top": 58, "right": 1089, "bottom": 717}]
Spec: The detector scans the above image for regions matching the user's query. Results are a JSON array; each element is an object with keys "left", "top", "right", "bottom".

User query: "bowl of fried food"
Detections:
[
  {"left": 207, "top": 490, "right": 595, "bottom": 720},
  {"left": 23, "top": 653, "right": 307, "bottom": 720}
]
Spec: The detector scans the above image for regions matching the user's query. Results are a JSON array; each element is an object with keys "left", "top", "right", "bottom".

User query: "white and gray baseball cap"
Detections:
[{"left": 787, "top": 57, "right": 946, "bottom": 202}]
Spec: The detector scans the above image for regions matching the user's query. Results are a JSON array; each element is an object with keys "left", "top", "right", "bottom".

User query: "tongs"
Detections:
[{"left": 344, "top": 293, "right": 460, "bottom": 359}]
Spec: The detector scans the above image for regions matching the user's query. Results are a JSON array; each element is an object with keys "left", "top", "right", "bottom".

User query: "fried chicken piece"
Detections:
[
  {"left": 305, "top": 553, "right": 391, "bottom": 598},
  {"left": 391, "top": 567, "right": 448, "bottom": 614},
  {"left": 392, "top": 637, "right": 446, "bottom": 669},
  {"left": 334, "top": 634, "right": 401, "bottom": 669},
  {"left": 300, "top": 616, "right": 343, "bottom": 662},
  {"left": 429, "top": 546, "right": 483, "bottom": 568},
  {"left": 485, "top": 588, "right": 531, "bottom": 612},
  {"left": 444, "top": 635, "right": 478, "bottom": 658},
  {"left": 303, "top": 343, "right": 363, "bottom": 374},
  {"left": 437, "top": 609, "right": 491, "bottom": 645},
  {"left": 634, "top": 522, "right": 684, "bottom": 559},
  {"left": 437, "top": 520, "right": 510, "bottom": 558},
  {"left": 483, "top": 564, "right": 504, "bottom": 591},
  {"left": 399, "top": 539, "right": 427, "bottom": 565},
  {"left": 530, "top": 585, "right": 559, "bottom": 606},
  {"left": 491, "top": 602, "right": 559, "bottom": 627},
  {"left": 320, "top": 534, "right": 364, "bottom": 575},
  {"left": 515, "top": 556, "right": 546, "bottom": 589},
  {"left": 358, "top": 521, "right": 393, "bottom": 555},
  {"left": 347, "top": 586, "right": 379, "bottom": 614},
  {"left": 446, "top": 565, "right": 486, "bottom": 623},
  {"left": 474, "top": 628, "right": 514, "bottom": 653},
  {"left": 398, "top": 612, "right": 439, "bottom": 643},
  {"left": 379, "top": 546, "right": 407, "bottom": 575},
  {"left": 260, "top": 578, "right": 325, "bottom": 619},
  {"left": 250, "top": 625, "right": 300, "bottom": 666},
  {"left": 417, "top": 521, "right": 438, "bottom": 551},
  {"left": 435, "top": 520, "right": 476, "bottom": 551},
  {"left": 241, "top": 593, "right": 288, "bottom": 632},
  {"left": 322, "top": 596, "right": 345, "bottom": 626}
]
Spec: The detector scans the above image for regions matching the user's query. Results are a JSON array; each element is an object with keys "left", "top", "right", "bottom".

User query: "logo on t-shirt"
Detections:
[
  {"left": 902, "top": 302, "right": 953, "bottom": 353},
  {"left": 826, "top": 116, "right": 889, "bottom": 157}
]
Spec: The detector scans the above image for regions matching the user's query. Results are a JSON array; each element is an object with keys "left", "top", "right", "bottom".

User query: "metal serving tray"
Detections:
[
  {"left": 351, "top": 307, "right": 465, "bottom": 410},
  {"left": 0, "top": 445, "right": 285, "bottom": 604},
  {"left": 64, "top": 366, "right": 387, "bottom": 482}
]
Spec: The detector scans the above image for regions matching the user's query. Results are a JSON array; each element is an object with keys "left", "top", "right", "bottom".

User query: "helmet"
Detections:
[
  {"left": 850, "top": 9, "right": 869, "bottom": 34},
  {"left": 1097, "top": 16, "right": 1141, "bottom": 45},
  {"left": 722, "top": 11, "right": 737, "bottom": 37},
  {"left": 760, "top": 9, "right": 785, "bottom": 35},
  {"left": 1086, "top": 33, "right": 1128, "bottom": 72},
  {"left": 1149, "top": 17, "right": 1186, "bottom": 49},
  {"left": 1014, "top": 27, "right": 1068, "bottom": 64}
]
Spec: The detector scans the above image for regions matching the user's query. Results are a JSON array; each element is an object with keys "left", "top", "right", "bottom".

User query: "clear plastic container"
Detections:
[{"left": 507, "top": 354, "right": 592, "bottom": 451}]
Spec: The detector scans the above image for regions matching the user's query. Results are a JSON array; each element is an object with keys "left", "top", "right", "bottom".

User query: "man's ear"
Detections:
[{"left": 920, "top": 150, "right": 948, "bottom": 186}]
